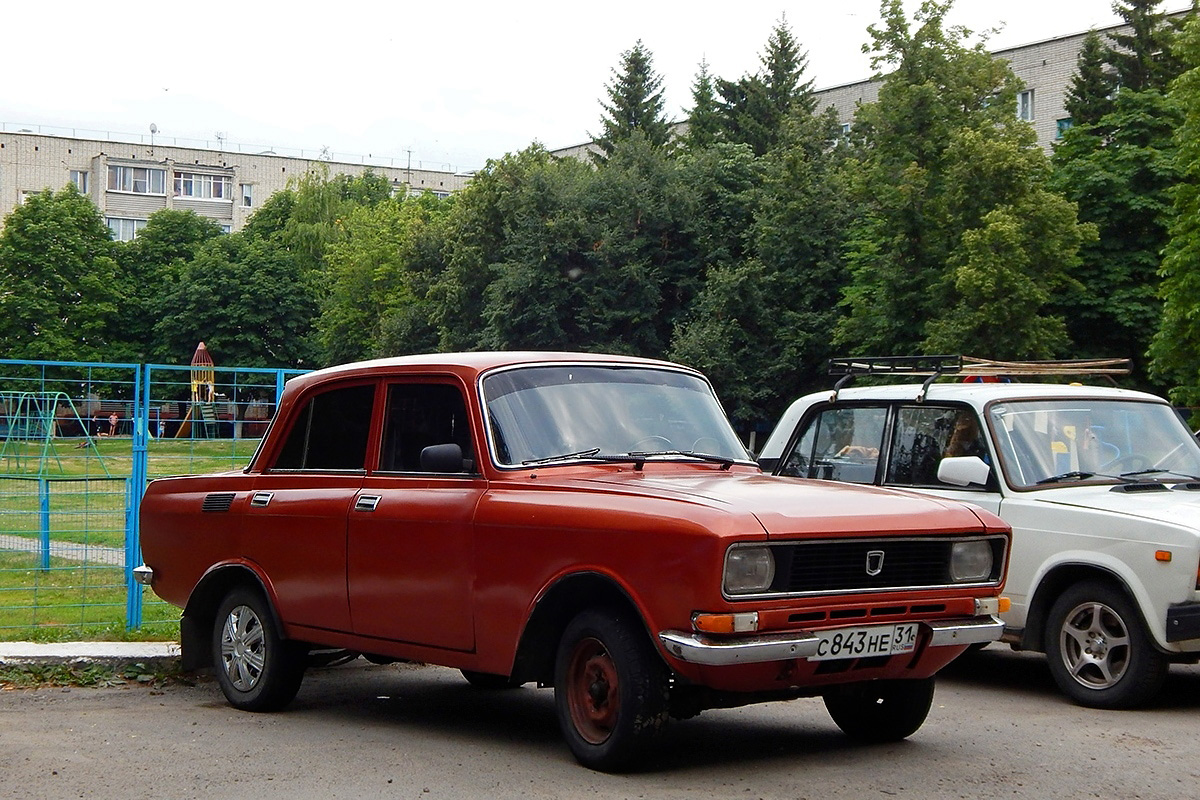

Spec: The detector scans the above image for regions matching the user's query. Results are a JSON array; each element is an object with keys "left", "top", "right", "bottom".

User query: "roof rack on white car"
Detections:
[{"left": 827, "top": 355, "right": 1131, "bottom": 402}]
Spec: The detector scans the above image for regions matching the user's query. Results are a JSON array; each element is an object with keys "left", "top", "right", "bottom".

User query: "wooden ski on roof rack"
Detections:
[{"left": 828, "top": 355, "right": 1131, "bottom": 378}]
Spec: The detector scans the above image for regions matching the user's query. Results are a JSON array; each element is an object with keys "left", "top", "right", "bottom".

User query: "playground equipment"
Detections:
[
  {"left": 173, "top": 341, "right": 220, "bottom": 438},
  {"left": 0, "top": 390, "right": 110, "bottom": 476}
]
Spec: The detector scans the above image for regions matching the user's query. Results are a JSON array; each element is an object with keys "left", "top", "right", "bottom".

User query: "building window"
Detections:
[
  {"left": 1017, "top": 89, "right": 1035, "bottom": 122},
  {"left": 240, "top": 183, "right": 253, "bottom": 207},
  {"left": 1056, "top": 118, "right": 1074, "bottom": 139},
  {"left": 107, "top": 217, "right": 147, "bottom": 241},
  {"left": 173, "top": 172, "right": 232, "bottom": 200},
  {"left": 69, "top": 170, "right": 89, "bottom": 193},
  {"left": 107, "top": 165, "right": 165, "bottom": 195}
]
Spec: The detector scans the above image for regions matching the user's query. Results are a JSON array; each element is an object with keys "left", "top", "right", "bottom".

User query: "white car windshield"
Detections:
[
  {"left": 987, "top": 399, "right": 1200, "bottom": 488},
  {"left": 482, "top": 365, "right": 751, "bottom": 467}
]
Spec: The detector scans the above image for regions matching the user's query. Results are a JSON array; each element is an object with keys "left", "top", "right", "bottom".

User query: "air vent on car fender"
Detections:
[{"left": 202, "top": 492, "right": 236, "bottom": 512}]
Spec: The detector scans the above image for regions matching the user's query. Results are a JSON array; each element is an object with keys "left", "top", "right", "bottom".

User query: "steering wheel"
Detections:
[
  {"left": 1099, "top": 454, "right": 1150, "bottom": 474},
  {"left": 632, "top": 435, "right": 673, "bottom": 451},
  {"left": 691, "top": 437, "right": 723, "bottom": 454}
]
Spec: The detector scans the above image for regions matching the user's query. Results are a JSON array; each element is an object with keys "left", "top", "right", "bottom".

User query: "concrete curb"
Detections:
[{"left": 0, "top": 641, "right": 181, "bottom": 669}]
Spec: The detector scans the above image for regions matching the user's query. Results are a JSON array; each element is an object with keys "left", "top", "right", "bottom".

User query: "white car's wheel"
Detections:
[{"left": 1045, "top": 581, "right": 1167, "bottom": 709}]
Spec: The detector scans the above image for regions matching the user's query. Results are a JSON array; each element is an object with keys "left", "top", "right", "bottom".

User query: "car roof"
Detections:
[
  {"left": 815, "top": 381, "right": 1167, "bottom": 407},
  {"left": 283, "top": 351, "right": 698, "bottom": 394}
]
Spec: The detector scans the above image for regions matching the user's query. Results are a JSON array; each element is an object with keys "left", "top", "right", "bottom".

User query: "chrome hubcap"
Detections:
[{"left": 220, "top": 604, "right": 266, "bottom": 692}]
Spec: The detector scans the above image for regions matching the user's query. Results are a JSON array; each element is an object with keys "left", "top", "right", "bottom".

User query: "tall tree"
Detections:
[
  {"left": 682, "top": 59, "right": 723, "bottom": 150},
  {"left": 593, "top": 40, "right": 671, "bottom": 159},
  {"left": 151, "top": 232, "right": 320, "bottom": 368},
  {"left": 1108, "top": 0, "right": 1187, "bottom": 92},
  {"left": 836, "top": 0, "right": 1090, "bottom": 359},
  {"left": 672, "top": 109, "right": 852, "bottom": 432},
  {"left": 716, "top": 17, "right": 815, "bottom": 156},
  {"left": 1150, "top": 15, "right": 1200, "bottom": 408},
  {"left": 318, "top": 193, "right": 451, "bottom": 363},
  {"left": 0, "top": 186, "right": 122, "bottom": 361},
  {"left": 1050, "top": 0, "right": 1191, "bottom": 380},
  {"left": 1064, "top": 30, "right": 1117, "bottom": 127},
  {"left": 115, "top": 210, "right": 224, "bottom": 361}
]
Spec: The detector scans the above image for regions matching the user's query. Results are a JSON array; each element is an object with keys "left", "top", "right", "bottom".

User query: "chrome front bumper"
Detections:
[{"left": 659, "top": 615, "right": 1004, "bottom": 667}]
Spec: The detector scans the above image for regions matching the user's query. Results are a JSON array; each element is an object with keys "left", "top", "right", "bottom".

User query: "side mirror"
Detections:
[
  {"left": 938, "top": 455, "right": 991, "bottom": 487},
  {"left": 420, "top": 443, "right": 466, "bottom": 474}
]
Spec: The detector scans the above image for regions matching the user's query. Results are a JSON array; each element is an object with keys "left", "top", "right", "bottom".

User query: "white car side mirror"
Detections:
[{"left": 938, "top": 455, "right": 991, "bottom": 487}]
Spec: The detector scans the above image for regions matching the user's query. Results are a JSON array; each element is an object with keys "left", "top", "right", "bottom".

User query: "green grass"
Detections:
[
  {"left": 0, "top": 437, "right": 249, "bottom": 641},
  {"left": 0, "top": 436, "right": 260, "bottom": 479},
  {"left": 0, "top": 548, "right": 179, "bottom": 642}
]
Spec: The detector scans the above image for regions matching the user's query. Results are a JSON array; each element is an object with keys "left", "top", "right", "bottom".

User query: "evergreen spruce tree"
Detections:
[
  {"left": 1064, "top": 30, "right": 1116, "bottom": 127},
  {"left": 682, "top": 59, "right": 722, "bottom": 150},
  {"left": 716, "top": 17, "right": 814, "bottom": 156},
  {"left": 594, "top": 40, "right": 671, "bottom": 160}
]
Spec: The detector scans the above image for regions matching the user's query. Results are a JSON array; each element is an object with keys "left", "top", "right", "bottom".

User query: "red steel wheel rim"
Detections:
[{"left": 566, "top": 636, "right": 620, "bottom": 745}]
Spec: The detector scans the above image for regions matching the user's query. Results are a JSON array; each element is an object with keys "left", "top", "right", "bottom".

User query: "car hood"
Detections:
[
  {"left": 1027, "top": 484, "right": 1200, "bottom": 529},
  {"left": 557, "top": 469, "right": 995, "bottom": 537}
]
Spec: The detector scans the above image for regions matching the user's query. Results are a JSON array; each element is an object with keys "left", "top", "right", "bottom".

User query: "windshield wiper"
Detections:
[
  {"left": 1036, "top": 469, "right": 1146, "bottom": 485},
  {"left": 624, "top": 450, "right": 737, "bottom": 470},
  {"left": 1119, "top": 468, "right": 1200, "bottom": 481},
  {"left": 522, "top": 448, "right": 601, "bottom": 466}
]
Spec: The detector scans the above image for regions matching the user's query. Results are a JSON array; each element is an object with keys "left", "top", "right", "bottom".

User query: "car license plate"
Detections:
[{"left": 809, "top": 623, "right": 919, "bottom": 661}]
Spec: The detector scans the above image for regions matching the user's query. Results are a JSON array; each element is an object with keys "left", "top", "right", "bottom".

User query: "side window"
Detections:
[
  {"left": 379, "top": 383, "right": 473, "bottom": 472},
  {"left": 273, "top": 384, "right": 375, "bottom": 470},
  {"left": 887, "top": 406, "right": 988, "bottom": 488},
  {"left": 780, "top": 406, "right": 886, "bottom": 484}
]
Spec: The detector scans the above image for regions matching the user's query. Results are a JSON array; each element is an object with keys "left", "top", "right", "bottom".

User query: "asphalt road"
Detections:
[{"left": 2, "top": 646, "right": 1199, "bottom": 800}]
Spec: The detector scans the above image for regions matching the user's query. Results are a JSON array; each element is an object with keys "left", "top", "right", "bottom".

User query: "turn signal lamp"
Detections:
[
  {"left": 693, "top": 612, "right": 759, "bottom": 634},
  {"left": 1155, "top": 550, "right": 1172, "bottom": 563}
]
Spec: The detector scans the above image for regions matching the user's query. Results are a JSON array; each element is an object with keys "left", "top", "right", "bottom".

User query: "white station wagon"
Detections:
[{"left": 758, "top": 357, "right": 1200, "bottom": 708}]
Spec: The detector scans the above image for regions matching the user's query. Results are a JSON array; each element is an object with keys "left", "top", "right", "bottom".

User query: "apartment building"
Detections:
[
  {"left": 815, "top": 12, "right": 1188, "bottom": 152},
  {"left": 0, "top": 129, "right": 472, "bottom": 240}
]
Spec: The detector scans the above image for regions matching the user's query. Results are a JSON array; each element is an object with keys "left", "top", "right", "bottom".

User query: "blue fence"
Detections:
[{"left": 0, "top": 358, "right": 306, "bottom": 639}]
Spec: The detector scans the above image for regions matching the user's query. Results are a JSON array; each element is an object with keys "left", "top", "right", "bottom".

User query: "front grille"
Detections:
[{"left": 765, "top": 535, "right": 1005, "bottom": 596}]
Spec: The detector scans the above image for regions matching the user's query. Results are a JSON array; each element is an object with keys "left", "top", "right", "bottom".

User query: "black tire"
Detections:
[
  {"left": 460, "top": 669, "right": 524, "bottom": 690},
  {"left": 1044, "top": 580, "right": 1168, "bottom": 709},
  {"left": 211, "top": 587, "right": 306, "bottom": 712},
  {"left": 553, "top": 608, "right": 670, "bottom": 772},
  {"left": 823, "top": 678, "right": 935, "bottom": 742}
]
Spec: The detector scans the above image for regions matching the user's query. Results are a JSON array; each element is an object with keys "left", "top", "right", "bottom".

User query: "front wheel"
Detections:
[
  {"left": 1044, "top": 581, "right": 1167, "bottom": 709},
  {"left": 823, "top": 678, "right": 935, "bottom": 742},
  {"left": 553, "top": 608, "right": 670, "bottom": 772},
  {"left": 211, "top": 587, "right": 306, "bottom": 712}
]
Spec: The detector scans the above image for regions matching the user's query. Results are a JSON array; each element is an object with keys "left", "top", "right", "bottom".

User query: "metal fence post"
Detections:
[
  {"left": 38, "top": 477, "right": 50, "bottom": 571},
  {"left": 125, "top": 363, "right": 150, "bottom": 629}
]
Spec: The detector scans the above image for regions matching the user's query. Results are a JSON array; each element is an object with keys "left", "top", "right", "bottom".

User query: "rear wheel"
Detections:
[
  {"left": 1045, "top": 581, "right": 1167, "bottom": 709},
  {"left": 211, "top": 587, "right": 306, "bottom": 711},
  {"left": 553, "top": 608, "right": 669, "bottom": 772},
  {"left": 823, "top": 678, "right": 935, "bottom": 742}
]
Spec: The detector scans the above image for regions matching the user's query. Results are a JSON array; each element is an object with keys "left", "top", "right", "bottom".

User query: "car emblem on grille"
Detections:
[{"left": 866, "top": 550, "right": 885, "bottom": 576}]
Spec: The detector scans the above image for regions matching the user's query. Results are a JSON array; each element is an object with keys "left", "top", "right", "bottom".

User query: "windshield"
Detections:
[
  {"left": 987, "top": 398, "right": 1200, "bottom": 488},
  {"left": 481, "top": 365, "right": 751, "bottom": 467}
]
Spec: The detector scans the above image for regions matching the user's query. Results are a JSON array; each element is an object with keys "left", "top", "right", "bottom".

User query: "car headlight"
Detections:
[
  {"left": 950, "top": 540, "right": 994, "bottom": 582},
  {"left": 724, "top": 546, "right": 776, "bottom": 595}
]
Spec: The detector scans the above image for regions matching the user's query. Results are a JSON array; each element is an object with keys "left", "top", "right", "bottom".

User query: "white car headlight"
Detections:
[
  {"left": 724, "top": 546, "right": 776, "bottom": 595},
  {"left": 950, "top": 540, "right": 994, "bottom": 582}
]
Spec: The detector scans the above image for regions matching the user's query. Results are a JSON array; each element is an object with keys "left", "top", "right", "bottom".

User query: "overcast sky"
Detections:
[{"left": 2, "top": 1, "right": 1177, "bottom": 173}]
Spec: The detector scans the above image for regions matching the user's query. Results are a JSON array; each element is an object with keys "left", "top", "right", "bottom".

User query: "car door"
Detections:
[
  {"left": 881, "top": 403, "right": 1003, "bottom": 517},
  {"left": 347, "top": 379, "right": 482, "bottom": 652},
  {"left": 248, "top": 380, "right": 376, "bottom": 634}
]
